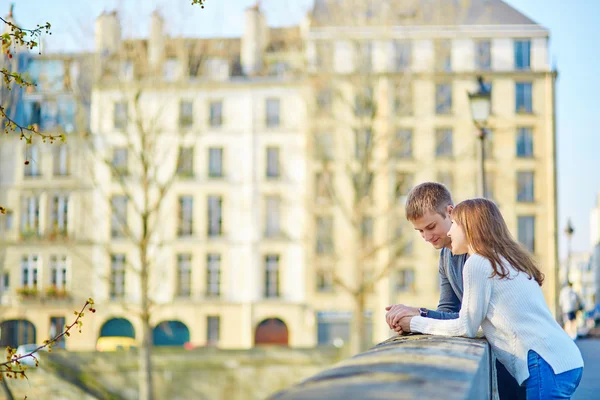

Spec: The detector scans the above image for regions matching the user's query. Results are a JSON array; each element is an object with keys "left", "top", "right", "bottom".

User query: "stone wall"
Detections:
[{"left": 270, "top": 335, "right": 492, "bottom": 400}]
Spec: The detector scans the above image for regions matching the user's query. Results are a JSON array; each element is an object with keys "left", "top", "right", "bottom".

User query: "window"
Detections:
[
  {"left": 111, "top": 195, "right": 128, "bottom": 238},
  {"left": 395, "top": 172, "right": 414, "bottom": 202},
  {"left": 3, "top": 210, "right": 13, "bottom": 231},
  {"left": 206, "top": 316, "right": 220, "bottom": 345},
  {"left": 356, "top": 42, "right": 372, "bottom": 72},
  {"left": 266, "top": 98, "right": 280, "bottom": 127},
  {"left": 517, "top": 171, "right": 535, "bottom": 202},
  {"left": 50, "top": 195, "right": 69, "bottom": 236},
  {"left": 355, "top": 129, "right": 372, "bottom": 160},
  {"left": 110, "top": 254, "right": 126, "bottom": 299},
  {"left": 265, "top": 255, "right": 280, "bottom": 298},
  {"left": 396, "top": 268, "right": 415, "bottom": 292},
  {"left": 179, "top": 101, "right": 193, "bottom": 129},
  {"left": 114, "top": 101, "right": 128, "bottom": 130},
  {"left": 475, "top": 40, "right": 491, "bottom": 70},
  {"left": 23, "top": 100, "right": 42, "bottom": 129},
  {"left": 53, "top": 144, "right": 69, "bottom": 176},
  {"left": 111, "top": 147, "right": 128, "bottom": 177},
  {"left": 49, "top": 317, "right": 66, "bottom": 348},
  {"left": 164, "top": 58, "right": 180, "bottom": 81},
  {"left": 355, "top": 86, "right": 374, "bottom": 117},
  {"left": 20, "top": 196, "right": 40, "bottom": 237},
  {"left": 315, "top": 172, "right": 333, "bottom": 203},
  {"left": 392, "top": 129, "right": 412, "bottom": 159},
  {"left": 2, "top": 272, "right": 9, "bottom": 292},
  {"left": 176, "top": 254, "right": 192, "bottom": 297},
  {"left": 518, "top": 216, "right": 535, "bottom": 253},
  {"left": 393, "top": 82, "right": 412, "bottom": 116},
  {"left": 315, "top": 133, "right": 334, "bottom": 161},
  {"left": 206, "top": 254, "right": 221, "bottom": 297},
  {"left": 24, "top": 145, "right": 41, "bottom": 177},
  {"left": 316, "top": 216, "right": 334, "bottom": 254},
  {"left": 435, "top": 128, "right": 453, "bottom": 157},
  {"left": 315, "top": 42, "right": 333, "bottom": 70},
  {"left": 177, "top": 196, "right": 194, "bottom": 237},
  {"left": 435, "top": 40, "right": 452, "bottom": 72},
  {"left": 516, "top": 127, "right": 534, "bottom": 158},
  {"left": 57, "top": 98, "right": 75, "bottom": 133},
  {"left": 20, "top": 255, "right": 39, "bottom": 288},
  {"left": 514, "top": 39, "right": 531, "bottom": 70},
  {"left": 50, "top": 255, "right": 68, "bottom": 289},
  {"left": 437, "top": 171, "right": 453, "bottom": 193},
  {"left": 207, "top": 196, "right": 222, "bottom": 237},
  {"left": 208, "top": 147, "right": 224, "bottom": 178},
  {"left": 266, "top": 147, "right": 280, "bottom": 178},
  {"left": 176, "top": 146, "right": 194, "bottom": 177},
  {"left": 393, "top": 40, "right": 411, "bottom": 71},
  {"left": 516, "top": 82, "right": 533, "bottom": 113},
  {"left": 361, "top": 216, "right": 374, "bottom": 242},
  {"left": 265, "top": 196, "right": 281, "bottom": 238},
  {"left": 393, "top": 218, "right": 414, "bottom": 255},
  {"left": 316, "top": 87, "right": 332, "bottom": 111},
  {"left": 41, "top": 101, "right": 58, "bottom": 131},
  {"left": 120, "top": 61, "right": 133, "bottom": 81},
  {"left": 317, "top": 312, "right": 351, "bottom": 346},
  {"left": 435, "top": 83, "right": 452, "bottom": 114},
  {"left": 209, "top": 101, "right": 223, "bottom": 127},
  {"left": 316, "top": 268, "right": 334, "bottom": 292}
]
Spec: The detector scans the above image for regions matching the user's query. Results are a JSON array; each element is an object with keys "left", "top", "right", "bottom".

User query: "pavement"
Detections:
[{"left": 573, "top": 337, "right": 600, "bottom": 399}]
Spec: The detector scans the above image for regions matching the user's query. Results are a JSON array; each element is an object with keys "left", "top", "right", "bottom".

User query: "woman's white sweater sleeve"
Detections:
[{"left": 410, "top": 257, "right": 492, "bottom": 338}]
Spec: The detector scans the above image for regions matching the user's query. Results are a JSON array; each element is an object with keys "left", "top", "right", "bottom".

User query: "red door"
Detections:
[{"left": 254, "top": 318, "right": 289, "bottom": 345}]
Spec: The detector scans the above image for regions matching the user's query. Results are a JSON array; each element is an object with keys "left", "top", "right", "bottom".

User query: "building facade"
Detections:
[{"left": 0, "top": 0, "right": 559, "bottom": 351}]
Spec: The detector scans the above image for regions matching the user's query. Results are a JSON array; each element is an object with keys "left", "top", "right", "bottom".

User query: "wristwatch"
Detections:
[{"left": 419, "top": 308, "right": 429, "bottom": 317}]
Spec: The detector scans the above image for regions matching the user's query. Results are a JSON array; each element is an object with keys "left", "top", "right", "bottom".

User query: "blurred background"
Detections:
[{"left": 0, "top": 0, "right": 599, "bottom": 399}]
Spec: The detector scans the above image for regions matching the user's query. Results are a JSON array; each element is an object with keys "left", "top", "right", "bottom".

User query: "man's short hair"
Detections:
[{"left": 405, "top": 182, "right": 453, "bottom": 221}]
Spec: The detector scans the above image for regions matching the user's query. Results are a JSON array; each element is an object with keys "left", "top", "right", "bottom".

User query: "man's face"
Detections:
[{"left": 410, "top": 207, "right": 453, "bottom": 250}]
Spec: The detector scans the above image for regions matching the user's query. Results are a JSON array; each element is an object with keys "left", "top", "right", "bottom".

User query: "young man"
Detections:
[
  {"left": 559, "top": 282, "right": 582, "bottom": 339},
  {"left": 384, "top": 182, "right": 525, "bottom": 400}
]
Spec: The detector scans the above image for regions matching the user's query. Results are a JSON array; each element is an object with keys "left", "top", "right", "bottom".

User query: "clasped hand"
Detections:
[{"left": 385, "top": 304, "right": 419, "bottom": 334}]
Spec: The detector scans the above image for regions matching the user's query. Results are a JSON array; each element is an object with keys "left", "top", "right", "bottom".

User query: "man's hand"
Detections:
[{"left": 385, "top": 304, "right": 419, "bottom": 330}]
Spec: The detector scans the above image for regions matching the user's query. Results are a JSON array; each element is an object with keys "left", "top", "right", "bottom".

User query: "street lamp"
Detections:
[{"left": 468, "top": 76, "right": 492, "bottom": 197}]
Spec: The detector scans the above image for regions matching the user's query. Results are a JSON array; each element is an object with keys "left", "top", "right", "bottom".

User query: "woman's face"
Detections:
[{"left": 447, "top": 219, "right": 470, "bottom": 255}]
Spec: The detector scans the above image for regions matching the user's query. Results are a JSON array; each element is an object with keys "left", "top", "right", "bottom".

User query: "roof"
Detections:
[{"left": 311, "top": 0, "right": 541, "bottom": 27}]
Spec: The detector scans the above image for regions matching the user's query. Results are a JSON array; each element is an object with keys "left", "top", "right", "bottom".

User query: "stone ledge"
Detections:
[{"left": 269, "top": 334, "right": 492, "bottom": 400}]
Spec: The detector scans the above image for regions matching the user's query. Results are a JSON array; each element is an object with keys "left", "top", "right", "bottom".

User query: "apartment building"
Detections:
[{"left": 0, "top": 0, "right": 558, "bottom": 350}]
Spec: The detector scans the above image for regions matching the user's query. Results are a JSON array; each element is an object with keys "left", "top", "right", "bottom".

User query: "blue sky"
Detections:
[{"left": 7, "top": 0, "right": 599, "bottom": 259}]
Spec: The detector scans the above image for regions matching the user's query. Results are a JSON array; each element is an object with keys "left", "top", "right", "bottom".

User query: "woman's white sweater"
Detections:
[{"left": 410, "top": 254, "right": 584, "bottom": 385}]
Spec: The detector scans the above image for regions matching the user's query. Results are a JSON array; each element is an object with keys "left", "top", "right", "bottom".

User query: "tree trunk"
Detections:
[
  {"left": 138, "top": 315, "right": 154, "bottom": 400},
  {"left": 1, "top": 375, "right": 15, "bottom": 400},
  {"left": 138, "top": 237, "right": 154, "bottom": 400},
  {"left": 350, "top": 294, "right": 367, "bottom": 355}
]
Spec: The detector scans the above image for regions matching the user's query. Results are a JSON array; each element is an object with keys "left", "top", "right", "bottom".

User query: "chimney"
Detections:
[
  {"left": 241, "top": 2, "right": 268, "bottom": 76},
  {"left": 95, "top": 10, "right": 121, "bottom": 55},
  {"left": 148, "top": 10, "right": 165, "bottom": 72}
]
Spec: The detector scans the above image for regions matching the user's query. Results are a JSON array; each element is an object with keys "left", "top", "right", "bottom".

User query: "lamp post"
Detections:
[
  {"left": 564, "top": 219, "right": 575, "bottom": 285},
  {"left": 468, "top": 76, "right": 492, "bottom": 198}
]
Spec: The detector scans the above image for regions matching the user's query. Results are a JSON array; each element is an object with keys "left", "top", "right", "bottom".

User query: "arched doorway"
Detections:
[
  {"left": 153, "top": 321, "right": 190, "bottom": 346},
  {"left": 0, "top": 320, "right": 36, "bottom": 348},
  {"left": 254, "top": 318, "right": 289, "bottom": 346},
  {"left": 99, "top": 318, "right": 135, "bottom": 338}
]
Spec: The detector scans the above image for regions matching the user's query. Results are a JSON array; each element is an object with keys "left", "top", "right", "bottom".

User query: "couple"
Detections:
[{"left": 385, "top": 183, "right": 583, "bottom": 399}]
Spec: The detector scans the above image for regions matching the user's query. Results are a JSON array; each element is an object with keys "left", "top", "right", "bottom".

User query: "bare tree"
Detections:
[
  {"left": 79, "top": 18, "right": 239, "bottom": 397},
  {"left": 307, "top": 0, "right": 480, "bottom": 354}
]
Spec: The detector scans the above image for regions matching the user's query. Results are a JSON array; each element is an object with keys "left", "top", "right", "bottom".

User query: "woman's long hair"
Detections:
[{"left": 452, "top": 198, "right": 544, "bottom": 286}]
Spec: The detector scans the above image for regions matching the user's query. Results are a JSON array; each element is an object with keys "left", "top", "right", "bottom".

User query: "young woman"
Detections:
[{"left": 402, "top": 198, "right": 584, "bottom": 399}]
